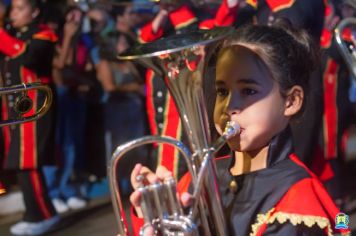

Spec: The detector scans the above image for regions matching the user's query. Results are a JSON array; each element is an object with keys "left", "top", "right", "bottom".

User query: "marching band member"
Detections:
[
  {"left": 311, "top": 0, "right": 356, "bottom": 206},
  {"left": 129, "top": 19, "right": 350, "bottom": 236},
  {"left": 0, "top": 0, "right": 59, "bottom": 235}
]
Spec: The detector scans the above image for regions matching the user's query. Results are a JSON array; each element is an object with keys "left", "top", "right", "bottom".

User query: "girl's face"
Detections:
[
  {"left": 10, "top": 0, "right": 38, "bottom": 29},
  {"left": 214, "top": 46, "right": 290, "bottom": 152}
]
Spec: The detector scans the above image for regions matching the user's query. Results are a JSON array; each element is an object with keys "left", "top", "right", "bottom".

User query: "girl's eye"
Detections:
[
  {"left": 216, "top": 88, "right": 229, "bottom": 97},
  {"left": 241, "top": 88, "right": 257, "bottom": 96}
]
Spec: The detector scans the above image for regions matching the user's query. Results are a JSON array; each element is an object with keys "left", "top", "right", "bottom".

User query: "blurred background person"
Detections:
[
  {"left": 43, "top": 6, "right": 90, "bottom": 214},
  {"left": 0, "top": 0, "right": 59, "bottom": 235},
  {"left": 95, "top": 31, "right": 147, "bottom": 195},
  {"left": 311, "top": 0, "right": 356, "bottom": 209}
]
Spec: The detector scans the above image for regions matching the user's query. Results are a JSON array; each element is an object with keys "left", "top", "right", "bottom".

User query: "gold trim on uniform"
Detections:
[
  {"left": 157, "top": 92, "right": 172, "bottom": 166},
  {"left": 246, "top": 0, "right": 258, "bottom": 9},
  {"left": 271, "top": 0, "right": 296, "bottom": 12},
  {"left": 175, "top": 18, "right": 198, "bottom": 30},
  {"left": 250, "top": 208, "right": 335, "bottom": 236},
  {"left": 173, "top": 121, "right": 182, "bottom": 178},
  {"left": 250, "top": 208, "right": 275, "bottom": 236}
]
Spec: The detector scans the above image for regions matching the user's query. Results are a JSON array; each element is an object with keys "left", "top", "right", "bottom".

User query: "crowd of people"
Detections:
[{"left": 0, "top": 0, "right": 355, "bottom": 235}]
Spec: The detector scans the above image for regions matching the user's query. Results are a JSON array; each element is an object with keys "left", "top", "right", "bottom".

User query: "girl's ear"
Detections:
[{"left": 284, "top": 85, "right": 304, "bottom": 117}]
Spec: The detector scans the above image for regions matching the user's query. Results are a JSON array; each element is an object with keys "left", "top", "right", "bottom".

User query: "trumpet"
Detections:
[
  {"left": 0, "top": 83, "right": 53, "bottom": 127},
  {"left": 334, "top": 17, "right": 356, "bottom": 81},
  {"left": 109, "top": 27, "right": 237, "bottom": 235}
]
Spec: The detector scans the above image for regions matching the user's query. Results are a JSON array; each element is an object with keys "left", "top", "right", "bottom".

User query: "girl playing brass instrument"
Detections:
[{"left": 129, "top": 19, "right": 351, "bottom": 236}]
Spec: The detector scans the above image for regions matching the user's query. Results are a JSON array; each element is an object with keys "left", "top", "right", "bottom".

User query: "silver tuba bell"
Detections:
[
  {"left": 109, "top": 27, "right": 239, "bottom": 235},
  {"left": 334, "top": 17, "right": 356, "bottom": 81}
]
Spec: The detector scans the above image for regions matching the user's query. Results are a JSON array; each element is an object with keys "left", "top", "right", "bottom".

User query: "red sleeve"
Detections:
[
  {"left": 0, "top": 28, "right": 26, "bottom": 57},
  {"left": 168, "top": 5, "right": 197, "bottom": 30},
  {"left": 130, "top": 206, "right": 145, "bottom": 236},
  {"left": 137, "top": 21, "right": 164, "bottom": 43},
  {"left": 199, "top": 0, "right": 238, "bottom": 29},
  {"left": 256, "top": 154, "right": 350, "bottom": 235}
]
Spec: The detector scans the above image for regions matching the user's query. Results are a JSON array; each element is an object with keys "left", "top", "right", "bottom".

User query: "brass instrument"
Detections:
[
  {"left": 334, "top": 17, "right": 356, "bottom": 81},
  {"left": 109, "top": 27, "right": 238, "bottom": 235},
  {"left": 0, "top": 83, "right": 53, "bottom": 127}
]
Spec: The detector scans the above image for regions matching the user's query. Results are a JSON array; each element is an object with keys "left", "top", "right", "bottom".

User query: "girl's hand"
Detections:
[
  {"left": 130, "top": 164, "right": 173, "bottom": 214},
  {"left": 129, "top": 164, "right": 193, "bottom": 235}
]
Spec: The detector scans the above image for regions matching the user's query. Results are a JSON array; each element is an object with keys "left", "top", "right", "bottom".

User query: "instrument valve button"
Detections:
[
  {"left": 157, "top": 107, "right": 163, "bottom": 113},
  {"left": 158, "top": 123, "right": 164, "bottom": 129},
  {"left": 5, "top": 73, "right": 11, "bottom": 79},
  {"left": 6, "top": 79, "right": 11, "bottom": 85},
  {"left": 157, "top": 91, "right": 163, "bottom": 98}
]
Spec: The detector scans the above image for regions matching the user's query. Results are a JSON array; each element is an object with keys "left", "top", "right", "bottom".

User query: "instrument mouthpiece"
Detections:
[{"left": 223, "top": 121, "right": 240, "bottom": 140}]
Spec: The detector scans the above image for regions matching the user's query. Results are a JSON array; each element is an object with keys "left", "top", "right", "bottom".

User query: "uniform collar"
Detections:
[{"left": 266, "top": 126, "right": 293, "bottom": 167}]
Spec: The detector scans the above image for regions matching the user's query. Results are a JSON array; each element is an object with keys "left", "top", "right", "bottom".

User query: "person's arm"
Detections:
[
  {"left": 0, "top": 28, "right": 27, "bottom": 57},
  {"left": 199, "top": 0, "right": 239, "bottom": 29},
  {"left": 54, "top": 21, "right": 81, "bottom": 69},
  {"left": 137, "top": 9, "right": 168, "bottom": 43}
]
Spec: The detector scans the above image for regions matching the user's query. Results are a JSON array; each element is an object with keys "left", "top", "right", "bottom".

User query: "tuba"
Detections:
[
  {"left": 0, "top": 83, "right": 53, "bottom": 127},
  {"left": 334, "top": 17, "right": 356, "bottom": 81},
  {"left": 109, "top": 27, "right": 239, "bottom": 235}
]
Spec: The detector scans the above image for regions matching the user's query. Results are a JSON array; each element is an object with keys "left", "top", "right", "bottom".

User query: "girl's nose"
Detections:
[{"left": 226, "top": 92, "right": 241, "bottom": 116}]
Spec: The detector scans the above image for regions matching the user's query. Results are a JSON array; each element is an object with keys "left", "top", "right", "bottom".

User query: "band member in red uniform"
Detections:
[
  {"left": 138, "top": 0, "right": 239, "bottom": 179},
  {"left": 312, "top": 0, "right": 356, "bottom": 205},
  {"left": 129, "top": 20, "right": 350, "bottom": 236},
  {"left": 0, "top": 0, "right": 59, "bottom": 235}
]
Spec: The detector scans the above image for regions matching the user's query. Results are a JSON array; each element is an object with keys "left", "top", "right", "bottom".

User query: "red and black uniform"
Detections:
[
  {"left": 309, "top": 22, "right": 354, "bottom": 199},
  {"left": 138, "top": 1, "right": 237, "bottom": 179},
  {"left": 131, "top": 128, "right": 351, "bottom": 236},
  {"left": 0, "top": 23, "right": 58, "bottom": 221},
  {"left": 243, "top": 0, "right": 326, "bottom": 164}
]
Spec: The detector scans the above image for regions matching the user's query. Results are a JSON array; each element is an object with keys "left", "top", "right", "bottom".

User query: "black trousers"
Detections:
[{"left": 17, "top": 169, "right": 57, "bottom": 222}]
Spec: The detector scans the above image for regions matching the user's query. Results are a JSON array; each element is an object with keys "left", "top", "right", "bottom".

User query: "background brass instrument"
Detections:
[
  {"left": 109, "top": 27, "right": 239, "bottom": 235},
  {"left": 0, "top": 83, "right": 53, "bottom": 127},
  {"left": 335, "top": 17, "right": 356, "bottom": 81}
]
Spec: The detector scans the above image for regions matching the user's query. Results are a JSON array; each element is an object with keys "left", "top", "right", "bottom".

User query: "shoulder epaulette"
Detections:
[
  {"left": 32, "top": 25, "right": 58, "bottom": 42},
  {"left": 266, "top": 0, "right": 296, "bottom": 12},
  {"left": 246, "top": 0, "right": 258, "bottom": 9}
]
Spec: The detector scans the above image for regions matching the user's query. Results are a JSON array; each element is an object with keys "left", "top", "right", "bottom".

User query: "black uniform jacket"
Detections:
[
  {"left": 131, "top": 128, "right": 350, "bottom": 235},
  {"left": 0, "top": 23, "right": 57, "bottom": 170}
]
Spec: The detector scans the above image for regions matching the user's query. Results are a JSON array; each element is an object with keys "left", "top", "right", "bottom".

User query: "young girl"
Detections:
[{"left": 129, "top": 19, "right": 351, "bottom": 236}]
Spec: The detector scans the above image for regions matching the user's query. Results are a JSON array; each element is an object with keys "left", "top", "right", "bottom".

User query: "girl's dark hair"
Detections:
[
  {"left": 27, "top": 0, "right": 43, "bottom": 10},
  {"left": 219, "top": 18, "right": 320, "bottom": 117}
]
